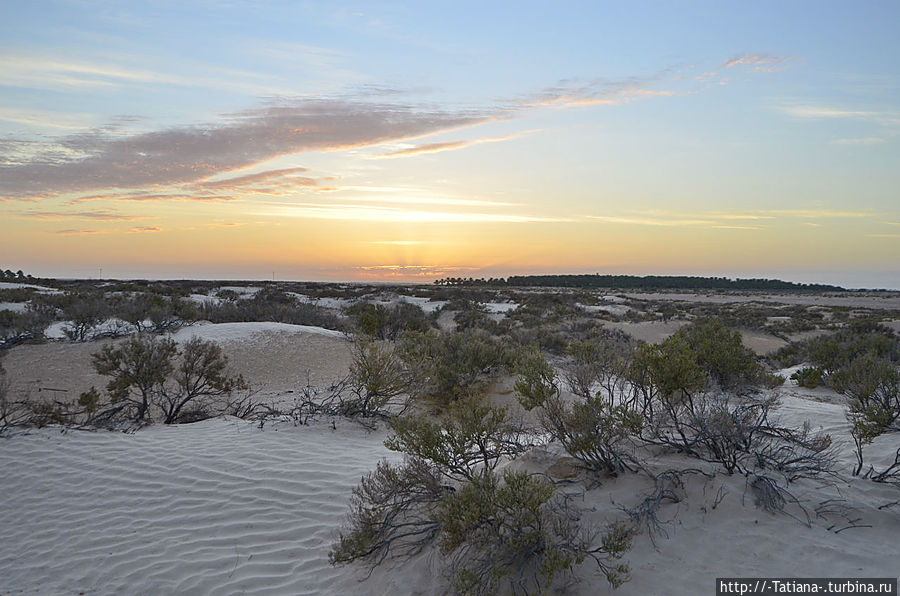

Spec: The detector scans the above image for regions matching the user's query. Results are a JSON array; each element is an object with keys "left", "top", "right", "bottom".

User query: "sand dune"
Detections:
[
  {"left": 1, "top": 325, "right": 898, "bottom": 595},
  {"left": 0, "top": 418, "right": 398, "bottom": 595}
]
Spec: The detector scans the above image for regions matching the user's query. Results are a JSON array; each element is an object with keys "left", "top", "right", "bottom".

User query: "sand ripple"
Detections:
[{"left": 0, "top": 418, "right": 396, "bottom": 595}]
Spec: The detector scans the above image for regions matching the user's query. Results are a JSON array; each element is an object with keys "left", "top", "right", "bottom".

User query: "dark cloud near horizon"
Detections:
[{"left": 0, "top": 99, "right": 492, "bottom": 200}]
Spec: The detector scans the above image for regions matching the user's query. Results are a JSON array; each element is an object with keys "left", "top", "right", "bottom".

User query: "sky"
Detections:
[{"left": 1, "top": 1, "right": 899, "bottom": 289}]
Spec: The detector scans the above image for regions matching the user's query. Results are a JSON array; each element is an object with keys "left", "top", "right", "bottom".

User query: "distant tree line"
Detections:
[{"left": 434, "top": 274, "right": 846, "bottom": 291}]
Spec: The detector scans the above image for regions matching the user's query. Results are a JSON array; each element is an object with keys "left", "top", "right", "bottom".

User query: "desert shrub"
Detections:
[
  {"left": 626, "top": 335, "right": 707, "bottom": 418},
  {"left": 0, "top": 359, "right": 14, "bottom": 433},
  {"left": 832, "top": 353, "right": 900, "bottom": 427},
  {"left": 796, "top": 325, "right": 898, "bottom": 375},
  {"left": 835, "top": 352, "right": 900, "bottom": 477},
  {"left": 515, "top": 350, "right": 642, "bottom": 476},
  {"left": 764, "top": 373, "right": 786, "bottom": 388},
  {"left": 198, "top": 287, "right": 343, "bottom": 330},
  {"left": 159, "top": 337, "right": 246, "bottom": 423},
  {"left": 791, "top": 367, "right": 823, "bottom": 389},
  {"left": 92, "top": 335, "right": 177, "bottom": 422},
  {"left": 347, "top": 301, "right": 429, "bottom": 340},
  {"left": 438, "top": 469, "right": 632, "bottom": 595},
  {"left": 399, "top": 329, "right": 517, "bottom": 404},
  {"left": 333, "top": 399, "right": 632, "bottom": 593},
  {"left": 62, "top": 294, "right": 109, "bottom": 341},
  {"left": 340, "top": 339, "right": 418, "bottom": 417},
  {"left": 513, "top": 349, "right": 559, "bottom": 411},
  {"left": 385, "top": 398, "right": 531, "bottom": 481},
  {"left": 90, "top": 334, "right": 244, "bottom": 424},
  {"left": 330, "top": 458, "right": 445, "bottom": 566},
  {"left": 118, "top": 293, "right": 197, "bottom": 333},
  {"left": 562, "top": 334, "right": 633, "bottom": 402},
  {"left": 541, "top": 392, "right": 643, "bottom": 475},
  {"left": 675, "top": 317, "right": 763, "bottom": 389},
  {"left": 642, "top": 388, "right": 835, "bottom": 479},
  {"left": 0, "top": 306, "right": 53, "bottom": 347},
  {"left": 453, "top": 307, "right": 501, "bottom": 334}
]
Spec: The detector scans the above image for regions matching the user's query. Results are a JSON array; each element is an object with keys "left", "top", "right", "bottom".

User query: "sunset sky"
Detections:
[{"left": 1, "top": 2, "right": 899, "bottom": 288}]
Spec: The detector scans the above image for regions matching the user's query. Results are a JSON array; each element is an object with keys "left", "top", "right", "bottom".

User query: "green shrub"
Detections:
[
  {"left": 438, "top": 469, "right": 632, "bottom": 595},
  {"left": 399, "top": 329, "right": 517, "bottom": 403},
  {"left": 333, "top": 400, "right": 633, "bottom": 594},
  {"left": 90, "top": 334, "right": 244, "bottom": 424},
  {"left": 343, "top": 340, "right": 417, "bottom": 417},
  {"left": 674, "top": 317, "right": 763, "bottom": 389},
  {"left": 790, "top": 367, "right": 823, "bottom": 389},
  {"left": 513, "top": 349, "right": 558, "bottom": 411},
  {"left": 385, "top": 398, "right": 529, "bottom": 481},
  {"left": 347, "top": 301, "right": 429, "bottom": 340},
  {"left": 541, "top": 392, "right": 642, "bottom": 475}
]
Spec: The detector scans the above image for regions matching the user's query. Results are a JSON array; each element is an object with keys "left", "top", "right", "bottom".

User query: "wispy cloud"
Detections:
[
  {"left": 0, "top": 52, "right": 299, "bottom": 96},
  {"left": 130, "top": 226, "right": 161, "bottom": 233},
  {"left": 364, "top": 240, "right": 431, "bottom": 246},
  {"left": 768, "top": 209, "right": 871, "bottom": 218},
  {"left": 261, "top": 203, "right": 568, "bottom": 223},
  {"left": 375, "top": 131, "right": 536, "bottom": 158},
  {"left": 345, "top": 195, "right": 520, "bottom": 208},
  {"left": 68, "top": 192, "right": 238, "bottom": 204},
  {"left": 780, "top": 106, "right": 879, "bottom": 119},
  {"left": 831, "top": 137, "right": 886, "bottom": 145},
  {"left": 722, "top": 54, "right": 790, "bottom": 72},
  {"left": 0, "top": 107, "right": 96, "bottom": 130},
  {"left": 19, "top": 210, "right": 145, "bottom": 221},
  {"left": 356, "top": 264, "right": 479, "bottom": 278},
  {"left": 0, "top": 98, "right": 494, "bottom": 200},
  {"left": 778, "top": 104, "right": 900, "bottom": 140},
  {"left": 587, "top": 208, "right": 881, "bottom": 230},
  {"left": 868, "top": 233, "right": 900, "bottom": 239},
  {"left": 586, "top": 215, "right": 715, "bottom": 227},
  {"left": 54, "top": 228, "right": 107, "bottom": 235},
  {"left": 194, "top": 167, "right": 315, "bottom": 189},
  {"left": 526, "top": 79, "right": 678, "bottom": 109}
]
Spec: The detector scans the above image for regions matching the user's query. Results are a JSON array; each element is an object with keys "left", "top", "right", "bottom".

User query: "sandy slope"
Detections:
[
  {"left": 2, "top": 323, "right": 353, "bottom": 408},
  {"left": 1, "top": 389, "right": 897, "bottom": 595},
  {"left": 0, "top": 418, "right": 399, "bottom": 596},
  {"left": 1, "top": 327, "right": 898, "bottom": 595}
]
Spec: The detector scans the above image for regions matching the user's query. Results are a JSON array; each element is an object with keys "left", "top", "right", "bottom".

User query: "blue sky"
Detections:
[{"left": 1, "top": 1, "right": 899, "bottom": 287}]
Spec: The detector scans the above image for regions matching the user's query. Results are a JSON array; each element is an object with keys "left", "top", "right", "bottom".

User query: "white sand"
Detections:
[
  {"left": 0, "top": 418, "right": 399, "bottom": 595},
  {"left": 169, "top": 321, "right": 345, "bottom": 343},
  {"left": 0, "top": 301, "right": 30, "bottom": 313},
  {"left": 4, "top": 323, "right": 352, "bottom": 407},
  {"left": 0, "top": 281, "right": 63, "bottom": 294},
  {"left": 1, "top": 324, "right": 898, "bottom": 595},
  {"left": 600, "top": 320, "right": 688, "bottom": 344},
  {"left": 481, "top": 301, "right": 518, "bottom": 314}
]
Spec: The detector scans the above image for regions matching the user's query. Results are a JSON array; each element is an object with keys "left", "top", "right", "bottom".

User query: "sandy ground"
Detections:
[
  {"left": 600, "top": 321, "right": 788, "bottom": 355},
  {"left": 0, "top": 418, "right": 400, "bottom": 595},
  {"left": 1, "top": 322, "right": 898, "bottom": 595},
  {"left": 2, "top": 322, "right": 353, "bottom": 408},
  {"left": 600, "top": 320, "right": 688, "bottom": 344},
  {"left": 619, "top": 291, "right": 900, "bottom": 310}
]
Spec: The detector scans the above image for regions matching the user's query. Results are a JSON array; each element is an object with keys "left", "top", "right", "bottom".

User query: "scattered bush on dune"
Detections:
[
  {"left": 62, "top": 294, "right": 109, "bottom": 342},
  {"left": 836, "top": 352, "right": 900, "bottom": 479},
  {"left": 790, "top": 367, "right": 823, "bottom": 388},
  {"left": 117, "top": 293, "right": 197, "bottom": 333},
  {"left": 399, "top": 329, "right": 518, "bottom": 405},
  {"left": 339, "top": 339, "right": 419, "bottom": 418},
  {"left": 347, "top": 301, "right": 430, "bottom": 340},
  {"left": 331, "top": 397, "right": 633, "bottom": 593},
  {"left": 198, "top": 287, "right": 344, "bottom": 330},
  {"left": 87, "top": 334, "right": 246, "bottom": 425}
]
